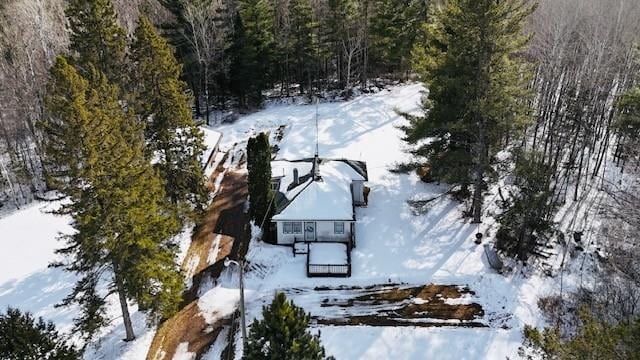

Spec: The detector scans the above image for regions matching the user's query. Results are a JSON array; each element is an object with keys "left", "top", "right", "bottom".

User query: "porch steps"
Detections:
[{"left": 294, "top": 242, "right": 309, "bottom": 255}]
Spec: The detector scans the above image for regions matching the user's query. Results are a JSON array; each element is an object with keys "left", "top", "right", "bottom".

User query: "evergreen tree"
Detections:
[
  {"left": 401, "top": 0, "right": 535, "bottom": 222},
  {"left": 321, "top": 0, "right": 357, "bottom": 88},
  {"left": 65, "top": 0, "right": 127, "bottom": 83},
  {"left": 496, "top": 151, "right": 555, "bottom": 259},
  {"left": 246, "top": 132, "right": 272, "bottom": 225},
  {"left": 615, "top": 86, "right": 640, "bottom": 163},
  {"left": 285, "top": 0, "right": 316, "bottom": 95},
  {"left": 42, "top": 57, "right": 183, "bottom": 341},
  {"left": 131, "top": 15, "right": 209, "bottom": 215},
  {"left": 230, "top": 0, "right": 275, "bottom": 107},
  {"left": 244, "top": 292, "right": 330, "bottom": 360},
  {"left": 0, "top": 308, "right": 80, "bottom": 360},
  {"left": 522, "top": 308, "right": 640, "bottom": 359},
  {"left": 369, "top": 0, "right": 427, "bottom": 76}
]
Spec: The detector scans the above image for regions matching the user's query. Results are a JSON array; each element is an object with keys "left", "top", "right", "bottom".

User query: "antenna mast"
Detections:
[{"left": 315, "top": 97, "right": 319, "bottom": 157}]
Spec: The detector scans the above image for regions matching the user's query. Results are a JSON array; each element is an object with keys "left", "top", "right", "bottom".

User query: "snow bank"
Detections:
[
  {"left": 174, "top": 342, "right": 196, "bottom": 360},
  {"left": 198, "top": 285, "right": 240, "bottom": 325}
]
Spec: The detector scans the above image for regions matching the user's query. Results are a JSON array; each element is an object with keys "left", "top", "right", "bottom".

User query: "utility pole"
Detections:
[
  {"left": 315, "top": 97, "right": 319, "bottom": 157},
  {"left": 224, "top": 258, "right": 247, "bottom": 345}
]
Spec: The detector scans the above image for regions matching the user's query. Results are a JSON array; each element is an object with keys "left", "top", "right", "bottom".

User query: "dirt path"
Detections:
[{"left": 146, "top": 148, "right": 251, "bottom": 360}]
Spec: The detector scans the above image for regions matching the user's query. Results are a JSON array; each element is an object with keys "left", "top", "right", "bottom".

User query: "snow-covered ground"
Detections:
[
  {"left": 0, "top": 200, "right": 192, "bottom": 359},
  {"left": 0, "top": 83, "right": 602, "bottom": 359},
  {"left": 198, "top": 83, "right": 567, "bottom": 359}
]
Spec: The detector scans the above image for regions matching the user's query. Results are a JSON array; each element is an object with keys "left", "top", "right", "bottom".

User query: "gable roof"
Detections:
[{"left": 271, "top": 158, "right": 366, "bottom": 221}]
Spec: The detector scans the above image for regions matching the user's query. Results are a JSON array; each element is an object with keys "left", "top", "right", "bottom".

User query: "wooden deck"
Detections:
[{"left": 304, "top": 241, "right": 352, "bottom": 277}]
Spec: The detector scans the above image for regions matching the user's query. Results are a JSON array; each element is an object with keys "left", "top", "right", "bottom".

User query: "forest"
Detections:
[{"left": 1, "top": 0, "right": 640, "bottom": 358}]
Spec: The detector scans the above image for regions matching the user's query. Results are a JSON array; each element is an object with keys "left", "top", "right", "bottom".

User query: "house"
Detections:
[{"left": 270, "top": 155, "right": 368, "bottom": 277}]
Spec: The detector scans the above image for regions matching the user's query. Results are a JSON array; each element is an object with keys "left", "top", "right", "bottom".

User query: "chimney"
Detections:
[
  {"left": 312, "top": 155, "right": 321, "bottom": 181},
  {"left": 293, "top": 168, "right": 299, "bottom": 185}
]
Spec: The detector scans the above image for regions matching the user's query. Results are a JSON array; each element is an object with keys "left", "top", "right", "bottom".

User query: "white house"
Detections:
[{"left": 270, "top": 156, "right": 368, "bottom": 277}]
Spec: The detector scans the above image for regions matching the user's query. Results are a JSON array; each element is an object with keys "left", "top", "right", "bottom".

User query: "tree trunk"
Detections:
[
  {"left": 472, "top": 130, "right": 486, "bottom": 223},
  {"left": 114, "top": 268, "right": 135, "bottom": 341},
  {"left": 204, "top": 62, "right": 210, "bottom": 125}
]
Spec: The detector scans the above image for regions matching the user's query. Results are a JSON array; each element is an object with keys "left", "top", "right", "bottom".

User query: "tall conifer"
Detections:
[
  {"left": 131, "top": 16, "right": 209, "bottom": 215},
  {"left": 230, "top": 0, "right": 275, "bottom": 107},
  {"left": 65, "top": 0, "right": 126, "bottom": 83},
  {"left": 286, "top": 0, "right": 316, "bottom": 94},
  {"left": 369, "top": 0, "right": 427, "bottom": 75},
  {"left": 42, "top": 58, "right": 183, "bottom": 341},
  {"left": 246, "top": 132, "right": 272, "bottom": 225},
  {"left": 402, "top": 0, "right": 535, "bottom": 222}
]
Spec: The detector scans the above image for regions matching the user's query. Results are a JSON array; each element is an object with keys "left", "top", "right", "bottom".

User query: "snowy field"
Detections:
[
  {"left": 1, "top": 83, "right": 595, "bottom": 359},
  {"left": 203, "top": 83, "right": 567, "bottom": 359}
]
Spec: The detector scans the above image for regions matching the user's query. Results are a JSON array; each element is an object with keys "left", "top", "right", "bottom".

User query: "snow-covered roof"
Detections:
[
  {"left": 271, "top": 160, "right": 314, "bottom": 199},
  {"left": 201, "top": 127, "right": 223, "bottom": 166},
  {"left": 271, "top": 158, "right": 366, "bottom": 221}
]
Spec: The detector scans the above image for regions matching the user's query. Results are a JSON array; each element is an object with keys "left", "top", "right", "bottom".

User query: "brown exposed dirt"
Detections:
[
  {"left": 147, "top": 302, "right": 230, "bottom": 360},
  {"left": 146, "top": 148, "right": 251, "bottom": 360},
  {"left": 315, "top": 317, "right": 486, "bottom": 328},
  {"left": 313, "top": 284, "right": 485, "bottom": 328}
]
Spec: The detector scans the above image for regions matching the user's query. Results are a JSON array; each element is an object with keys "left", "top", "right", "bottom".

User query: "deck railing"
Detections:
[
  {"left": 307, "top": 264, "right": 350, "bottom": 276},
  {"left": 305, "top": 241, "right": 352, "bottom": 277}
]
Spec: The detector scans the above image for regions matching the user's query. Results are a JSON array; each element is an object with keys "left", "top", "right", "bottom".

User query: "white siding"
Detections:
[
  {"left": 274, "top": 220, "right": 352, "bottom": 244},
  {"left": 315, "top": 221, "right": 351, "bottom": 241},
  {"left": 352, "top": 180, "right": 365, "bottom": 205}
]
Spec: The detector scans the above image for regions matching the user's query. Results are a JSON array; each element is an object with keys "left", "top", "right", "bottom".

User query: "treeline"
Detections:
[
  {"left": 161, "top": 0, "right": 428, "bottom": 120},
  {"left": 398, "top": 1, "right": 640, "bottom": 357},
  {"left": 401, "top": 0, "right": 640, "bottom": 260},
  {"left": 41, "top": 0, "right": 207, "bottom": 344},
  {"left": 0, "top": 0, "right": 170, "bottom": 211},
  {"left": 0, "top": 0, "right": 427, "bottom": 210}
]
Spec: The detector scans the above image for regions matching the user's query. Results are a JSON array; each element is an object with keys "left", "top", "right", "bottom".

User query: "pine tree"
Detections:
[
  {"left": 522, "top": 308, "right": 640, "bottom": 359},
  {"left": 246, "top": 132, "right": 272, "bottom": 225},
  {"left": 285, "top": 0, "right": 316, "bottom": 95},
  {"left": 244, "top": 292, "right": 330, "bottom": 360},
  {"left": 496, "top": 151, "right": 555, "bottom": 259},
  {"left": 65, "top": 0, "right": 127, "bottom": 83},
  {"left": 0, "top": 308, "right": 80, "bottom": 360},
  {"left": 615, "top": 86, "right": 640, "bottom": 164},
  {"left": 230, "top": 0, "right": 275, "bottom": 107},
  {"left": 369, "top": 0, "right": 427, "bottom": 76},
  {"left": 401, "top": 0, "right": 535, "bottom": 222},
  {"left": 42, "top": 57, "right": 184, "bottom": 341},
  {"left": 131, "top": 15, "right": 209, "bottom": 216}
]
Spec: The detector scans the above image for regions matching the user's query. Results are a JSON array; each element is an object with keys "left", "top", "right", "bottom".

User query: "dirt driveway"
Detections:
[{"left": 147, "top": 148, "right": 251, "bottom": 360}]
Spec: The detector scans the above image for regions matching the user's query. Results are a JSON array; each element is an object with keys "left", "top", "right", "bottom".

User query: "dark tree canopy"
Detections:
[
  {"left": 401, "top": 0, "right": 535, "bottom": 222},
  {"left": 244, "top": 292, "right": 331, "bottom": 360},
  {"left": 0, "top": 308, "right": 80, "bottom": 360},
  {"left": 247, "top": 132, "right": 273, "bottom": 226}
]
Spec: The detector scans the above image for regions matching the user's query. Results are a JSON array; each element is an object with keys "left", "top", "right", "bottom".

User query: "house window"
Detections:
[
  {"left": 284, "top": 221, "right": 302, "bottom": 234},
  {"left": 271, "top": 180, "right": 280, "bottom": 191},
  {"left": 334, "top": 222, "right": 345, "bottom": 234}
]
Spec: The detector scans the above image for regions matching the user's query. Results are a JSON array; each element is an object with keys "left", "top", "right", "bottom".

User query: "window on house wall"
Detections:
[
  {"left": 283, "top": 221, "right": 302, "bottom": 234},
  {"left": 271, "top": 180, "right": 280, "bottom": 191},
  {"left": 334, "top": 222, "right": 345, "bottom": 234}
]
